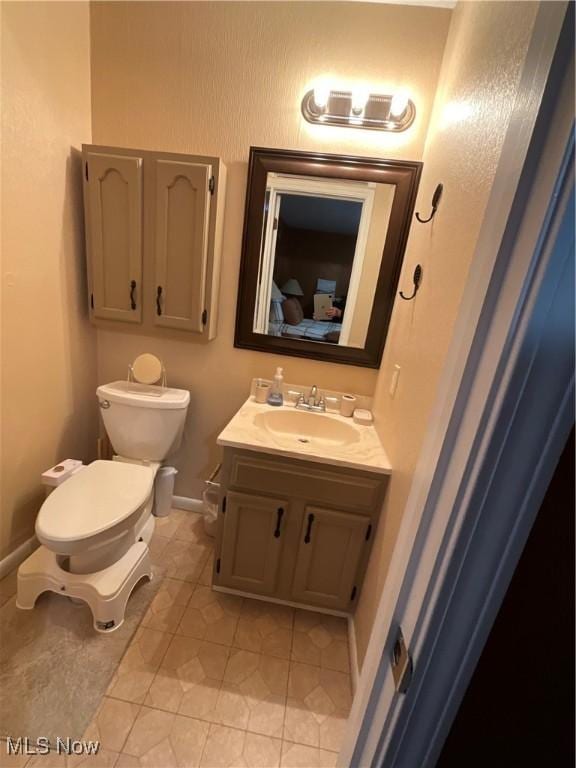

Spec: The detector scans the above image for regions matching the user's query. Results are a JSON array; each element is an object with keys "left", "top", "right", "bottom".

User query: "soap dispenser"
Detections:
[{"left": 267, "top": 367, "right": 284, "bottom": 406}]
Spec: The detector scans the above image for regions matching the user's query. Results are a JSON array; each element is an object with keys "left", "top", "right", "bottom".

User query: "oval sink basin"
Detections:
[{"left": 254, "top": 409, "right": 360, "bottom": 448}]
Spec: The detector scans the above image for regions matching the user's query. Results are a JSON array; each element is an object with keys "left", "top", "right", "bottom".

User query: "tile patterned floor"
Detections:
[{"left": 0, "top": 509, "right": 353, "bottom": 768}]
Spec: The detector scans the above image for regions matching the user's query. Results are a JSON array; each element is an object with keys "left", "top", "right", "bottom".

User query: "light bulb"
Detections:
[
  {"left": 351, "top": 87, "right": 370, "bottom": 116},
  {"left": 390, "top": 92, "right": 409, "bottom": 118},
  {"left": 313, "top": 85, "right": 330, "bottom": 111}
]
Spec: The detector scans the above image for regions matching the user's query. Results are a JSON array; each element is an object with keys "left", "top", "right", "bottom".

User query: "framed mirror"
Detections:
[{"left": 235, "top": 147, "right": 422, "bottom": 368}]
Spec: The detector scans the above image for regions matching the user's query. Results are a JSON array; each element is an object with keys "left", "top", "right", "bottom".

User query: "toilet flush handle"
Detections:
[{"left": 99, "top": 400, "right": 111, "bottom": 409}]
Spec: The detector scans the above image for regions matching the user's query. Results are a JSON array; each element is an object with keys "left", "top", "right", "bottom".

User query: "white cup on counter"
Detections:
[
  {"left": 340, "top": 394, "right": 357, "bottom": 417},
  {"left": 254, "top": 380, "right": 271, "bottom": 403}
]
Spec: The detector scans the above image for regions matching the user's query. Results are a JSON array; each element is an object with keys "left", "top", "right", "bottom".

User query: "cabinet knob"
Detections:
[
  {"left": 130, "top": 280, "right": 137, "bottom": 310},
  {"left": 156, "top": 285, "right": 163, "bottom": 316},
  {"left": 274, "top": 507, "right": 284, "bottom": 538},
  {"left": 304, "top": 513, "right": 315, "bottom": 543}
]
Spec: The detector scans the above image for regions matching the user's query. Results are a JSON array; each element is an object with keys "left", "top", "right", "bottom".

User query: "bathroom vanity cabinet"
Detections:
[
  {"left": 81, "top": 144, "right": 226, "bottom": 341},
  {"left": 213, "top": 448, "right": 388, "bottom": 614}
]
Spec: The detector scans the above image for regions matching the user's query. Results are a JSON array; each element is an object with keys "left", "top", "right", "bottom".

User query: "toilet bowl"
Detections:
[
  {"left": 17, "top": 376, "right": 190, "bottom": 632},
  {"left": 36, "top": 460, "right": 157, "bottom": 573}
]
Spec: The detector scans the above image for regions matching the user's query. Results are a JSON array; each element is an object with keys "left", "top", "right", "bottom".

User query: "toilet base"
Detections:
[{"left": 16, "top": 541, "right": 152, "bottom": 633}]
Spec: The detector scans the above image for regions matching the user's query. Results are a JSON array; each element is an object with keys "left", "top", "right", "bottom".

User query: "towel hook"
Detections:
[
  {"left": 415, "top": 183, "right": 443, "bottom": 223},
  {"left": 399, "top": 264, "right": 423, "bottom": 301}
]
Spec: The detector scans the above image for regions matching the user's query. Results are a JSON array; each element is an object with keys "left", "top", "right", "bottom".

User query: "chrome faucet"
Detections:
[{"left": 296, "top": 385, "right": 326, "bottom": 413}]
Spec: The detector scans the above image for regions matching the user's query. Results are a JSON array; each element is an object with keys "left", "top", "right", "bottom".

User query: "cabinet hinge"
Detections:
[
  {"left": 90, "top": 293, "right": 94, "bottom": 310},
  {"left": 350, "top": 586, "right": 357, "bottom": 601},
  {"left": 202, "top": 309, "right": 208, "bottom": 326},
  {"left": 222, "top": 496, "right": 226, "bottom": 514},
  {"left": 365, "top": 524, "right": 372, "bottom": 541},
  {"left": 85, "top": 162, "right": 89, "bottom": 181},
  {"left": 273, "top": 217, "right": 278, "bottom": 231},
  {"left": 209, "top": 175, "right": 215, "bottom": 195},
  {"left": 216, "top": 558, "right": 221, "bottom": 574}
]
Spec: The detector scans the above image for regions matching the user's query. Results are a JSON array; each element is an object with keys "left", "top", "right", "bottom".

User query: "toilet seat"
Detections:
[{"left": 36, "top": 460, "right": 155, "bottom": 548}]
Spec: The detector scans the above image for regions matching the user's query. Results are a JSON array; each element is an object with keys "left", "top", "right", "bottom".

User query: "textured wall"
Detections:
[
  {"left": 353, "top": 0, "right": 539, "bottom": 666},
  {"left": 90, "top": 1, "right": 451, "bottom": 497},
  {"left": 0, "top": 2, "right": 96, "bottom": 559}
]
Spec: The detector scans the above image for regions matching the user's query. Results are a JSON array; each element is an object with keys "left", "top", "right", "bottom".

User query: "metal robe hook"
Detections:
[
  {"left": 415, "top": 183, "right": 443, "bottom": 223},
  {"left": 399, "top": 264, "right": 423, "bottom": 301}
]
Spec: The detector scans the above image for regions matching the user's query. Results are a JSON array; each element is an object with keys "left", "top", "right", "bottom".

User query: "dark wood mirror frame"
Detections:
[{"left": 234, "top": 147, "right": 422, "bottom": 368}]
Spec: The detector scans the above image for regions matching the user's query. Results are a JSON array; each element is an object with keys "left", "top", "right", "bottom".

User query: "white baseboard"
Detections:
[
  {"left": 348, "top": 616, "right": 360, "bottom": 694},
  {"left": 172, "top": 495, "right": 204, "bottom": 513},
  {"left": 0, "top": 535, "right": 38, "bottom": 580}
]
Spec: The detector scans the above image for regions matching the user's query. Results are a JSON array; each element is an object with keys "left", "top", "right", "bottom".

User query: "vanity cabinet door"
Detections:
[
  {"left": 83, "top": 151, "right": 143, "bottom": 323},
  {"left": 219, "top": 491, "right": 287, "bottom": 596},
  {"left": 291, "top": 506, "right": 370, "bottom": 611},
  {"left": 153, "top": 159, "right": 212, "bottom": 332}
]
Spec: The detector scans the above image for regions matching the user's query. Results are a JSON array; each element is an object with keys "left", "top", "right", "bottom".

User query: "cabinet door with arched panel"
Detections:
[
  {"left": 84, "top": 151, "right": 143, "bottom": 323},
  {"left": 153, "top": 159, "right": 212, "bottom": 332}
]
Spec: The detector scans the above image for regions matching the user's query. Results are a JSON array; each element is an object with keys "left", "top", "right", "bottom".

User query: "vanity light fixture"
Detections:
[
  {"left": 302, "top": 86, "right": 416, "bottom": 132},
  {"left": 389, "top": 91, "right": 410, "bottom": 118},
  {"left": 313, "top": 85, "right": 330, "bottom": 112}
]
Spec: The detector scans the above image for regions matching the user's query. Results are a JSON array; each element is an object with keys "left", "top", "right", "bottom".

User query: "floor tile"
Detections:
[
  {"left": 241, "top": 732, "right": 282, "bottom": 768},
  {"left": 213, "top": 650, "right": 289, "bottom": 737},
  {"left": 173, "top": 512, "right": 208, "bottom": 544},
  {"left": 177, "top": 586, "right": 242, "bottom": 646},
  {"left": 145, "top": 636, "right": 229, "bottom": 721},
  {"left": 114, "top": 756, "right": 140, "bottom": 768},
  {"left": 66, "top": 746, "right": 119, "bottom": 767},
  {"left": 280, "top": 741, "right": 338, "bottom": 768},
  {"left": 291, "top": 611, "right": 349, "bottom": 673},
  {"left": 148, "top": 534, "right": 171, "bottom": 574},
  {"left": 234, "top": 599, "right": 293, "bottom": 660},
  {"left": 199, "top": 724, "right": 282, "bottom": 768},
  {"left": 197, "top": 552, "right": 214, "bottom": 588},
  {"left": 0, "top": 742, "right": 30, "bottom": 768},
  {"left": 283, "top": 663, "right": 351, "bottom": 752},
  {"left": 162, "top": 540, "right": 211, "bottom": 583},
  {"left": 107, "top": 628, "right": 171, "bottom": 704},
  {"left": 123, "top": 707, "right": 209, "bottom": 767},
  {"left": 141, "top": 579, "right": 195, "bottom": 633},
  {"left": 22, "top": 753, "right": 67, "bottom": 767},
  {"left": 154, "top": 509, "right": 188, "bottom": 539},
  {"left": 82, "top": 696, "right": 140, "bottom": 753}
]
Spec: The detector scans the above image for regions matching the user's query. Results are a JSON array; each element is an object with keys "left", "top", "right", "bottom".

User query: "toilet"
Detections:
[{"left": 16, "top": 375, "right": 190, "bottom": 632}]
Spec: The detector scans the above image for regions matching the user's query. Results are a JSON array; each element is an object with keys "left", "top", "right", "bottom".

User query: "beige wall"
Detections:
[
  {"left": 90, "top": 1, "right": 451, "bottom": 497},
  {"left": 353, "top": 0, "right": 539, "bottom": 666},
  {"left": 0, "top": 2, "right": 96, "bottom": 559}
]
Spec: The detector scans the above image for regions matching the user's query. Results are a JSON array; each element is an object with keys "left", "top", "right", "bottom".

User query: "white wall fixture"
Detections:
[{"left": 301, "top": 87, "right": 416, "bottom": 131}]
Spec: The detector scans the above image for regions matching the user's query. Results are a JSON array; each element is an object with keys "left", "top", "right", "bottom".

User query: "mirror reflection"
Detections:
[{"left": 253, "top": 173, "right": 395, "bottom": 348}]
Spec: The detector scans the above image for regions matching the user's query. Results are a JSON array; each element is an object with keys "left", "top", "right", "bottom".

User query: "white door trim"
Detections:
[{"left": 339, "top": 3, "right": 572, "bottom": 766}]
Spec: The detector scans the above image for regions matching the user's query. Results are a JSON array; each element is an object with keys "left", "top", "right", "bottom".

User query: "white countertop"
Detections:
[{"left": 217, "top": 397, "right": 392, "bottom": 475}]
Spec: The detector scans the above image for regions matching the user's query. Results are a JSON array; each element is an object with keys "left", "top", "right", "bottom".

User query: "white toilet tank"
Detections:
[{"left": 97, "top": 381, "right": 190, "bottom": 461}]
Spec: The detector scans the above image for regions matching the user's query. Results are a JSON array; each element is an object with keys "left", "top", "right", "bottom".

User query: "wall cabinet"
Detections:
[
  {"left": 214, "top": 449, "right": 388, "bottom": 614},
  {"left": 82, "top": 144, "right": 226, "bottom": 341}
]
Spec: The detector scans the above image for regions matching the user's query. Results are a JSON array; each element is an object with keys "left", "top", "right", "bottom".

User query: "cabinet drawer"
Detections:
[{"left": 229, "top": 453, "right": 383, "bottom": 512}]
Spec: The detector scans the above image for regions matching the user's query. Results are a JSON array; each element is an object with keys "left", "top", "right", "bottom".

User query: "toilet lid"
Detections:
[{"left": 36, "top": 461, "right": 155, "bottom": 543}]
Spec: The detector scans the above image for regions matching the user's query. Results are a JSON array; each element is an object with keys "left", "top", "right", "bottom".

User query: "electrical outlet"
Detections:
[{"left": 390, "top": 364, "right": 401, "bottom": 397}]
